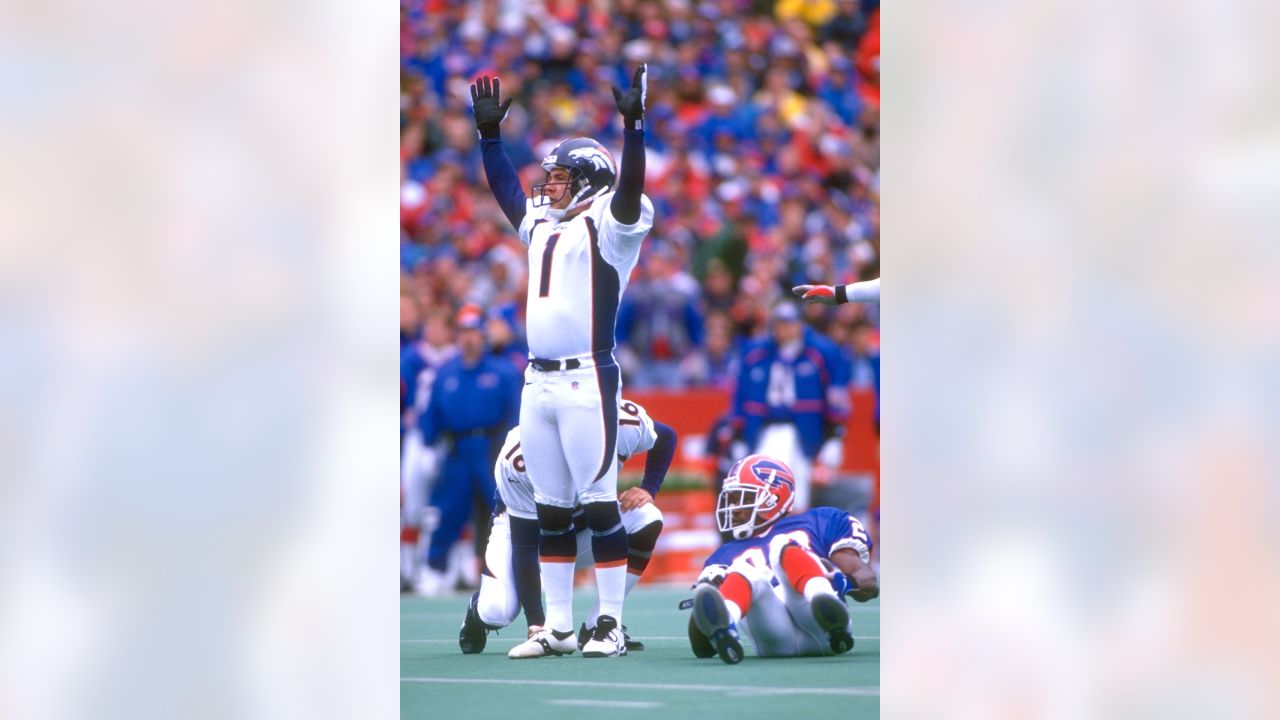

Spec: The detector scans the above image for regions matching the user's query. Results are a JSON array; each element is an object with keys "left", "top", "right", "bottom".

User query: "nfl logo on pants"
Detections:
[{"left": 571, "top": 381, "right": 579, "bottom": 390}]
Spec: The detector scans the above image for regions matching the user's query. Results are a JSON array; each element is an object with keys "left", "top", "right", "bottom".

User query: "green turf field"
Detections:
[{"left": 401, "top": 584, "right": 879, "bottom": 719}]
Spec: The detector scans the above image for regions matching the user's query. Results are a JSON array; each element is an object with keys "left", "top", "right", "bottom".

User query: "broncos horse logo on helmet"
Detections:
[
  {"left": 534, "top": 137, "right": 617, "bottom": 213},
  {"left": 716, "top": 454, "right": 797, "bottom": 540}
]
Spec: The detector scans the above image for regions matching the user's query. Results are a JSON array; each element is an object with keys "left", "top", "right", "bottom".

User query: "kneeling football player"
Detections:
[
  {"left": 687, "top": 454, "right": 878, "bottom": 664},
  {"left": 459, "top": 399, "right": 677, "bottom": 658}
]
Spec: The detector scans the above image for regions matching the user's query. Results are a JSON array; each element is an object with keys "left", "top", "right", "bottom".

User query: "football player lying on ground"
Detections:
[
  {"left": 458, "top": 399, "right": 677, "bottom": 658},
  {"left": 687, "top": 454, "right": 878, "bottom": 664}
]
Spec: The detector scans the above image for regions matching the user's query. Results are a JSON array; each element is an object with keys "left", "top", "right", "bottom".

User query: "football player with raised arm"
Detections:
[
  {"left": 470, "top": 67, "right": 654, "bottom": 658},
  {"left": 687, "top": 454, "right": 879, "bottom": 664},
  {"left": 457, "top": 399, "right": 678, "bottom": 657}
]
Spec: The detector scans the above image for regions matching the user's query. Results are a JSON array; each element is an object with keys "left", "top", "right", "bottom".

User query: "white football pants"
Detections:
[
  {"left": 727, "top": 545, "right": 850, "bottom": 658},
  {"left": 520, "top": 362, "right": 621, "bottom": 508},
  {"left": 755, "top": 424, "right": 813, "bottom": 511}
]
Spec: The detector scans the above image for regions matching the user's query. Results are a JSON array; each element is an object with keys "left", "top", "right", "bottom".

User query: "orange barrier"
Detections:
[
  {"left": 642, "top": 490, "right": 720, "bottom": 585},
  {"left": 619, "top": 387, "right": 879, "bottom": 476}
]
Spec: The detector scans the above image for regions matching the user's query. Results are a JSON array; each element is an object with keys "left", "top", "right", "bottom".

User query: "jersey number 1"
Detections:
[{"left": 538, "top": 233, "right": 561, "bottom": 298}]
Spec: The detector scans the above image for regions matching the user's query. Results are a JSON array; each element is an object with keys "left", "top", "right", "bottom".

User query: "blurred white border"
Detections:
[
  {"left": 885, "top": 0, "right": 1280, "bottom": 716},
  {"left": 0, "top": 1, "right": 399, "bottom": 718}
]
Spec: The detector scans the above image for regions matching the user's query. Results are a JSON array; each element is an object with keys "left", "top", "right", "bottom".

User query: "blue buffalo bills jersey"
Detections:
[{"left": 703, "top": 507, "right": 873, "bottom": 571}]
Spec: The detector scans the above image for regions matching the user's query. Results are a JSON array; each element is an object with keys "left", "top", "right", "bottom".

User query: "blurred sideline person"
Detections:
[
  {"left": 415, "top": 305, "right": 521, "bottom": 595},
  {"left": 401, "top": 307, "right": 457, "bottom": 590},
  {"left": 459, "top": 399, "right": 678, "bottom": 658},
  {"left": 731, "top": 301, "right": 850, "bottom": 511},
  {"left": 471, "top": 67, "right": 653, "bottom": 657},
  {"left": 688, "top": 454, "right": 877, "bottom": 664}
]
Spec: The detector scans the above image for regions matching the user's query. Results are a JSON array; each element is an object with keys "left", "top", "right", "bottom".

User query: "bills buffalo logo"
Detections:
[
  {"left": 745, "top": 457, "right": 795, "bottom": 492},
  {"left": 567, "top": 146, "right": 615, "bottom": 173}
]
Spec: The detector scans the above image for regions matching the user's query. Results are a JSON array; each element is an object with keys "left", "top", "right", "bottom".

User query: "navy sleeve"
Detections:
[
  {"left": 609, "top": 128, "right": 646, "bottom": 224},
  {"left": 480, "top": 138, "right": 528, "bottom": 230},
  {"left": 508, "top": 516, "right": 546, "bottom": 627},
  {"left": 640, "top": 421, "right": 678, "bottom": 498}
]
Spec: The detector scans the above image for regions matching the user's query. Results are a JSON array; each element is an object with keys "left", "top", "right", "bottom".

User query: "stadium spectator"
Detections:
[
  {"left": 617, "top": 242, "right": 706, "bottom": 389},
  {"left": 729, "top": 301, "right": 850, "bottom": 512},
  {"left": 414, "top": 305, "right": 521, "bottom": 595},
  {"left": 399, "top": 0, "right": 879, "bottom": 389}
]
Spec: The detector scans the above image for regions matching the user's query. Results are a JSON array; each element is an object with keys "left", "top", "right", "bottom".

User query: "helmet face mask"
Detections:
[
  {"left": 531, "top": 168, "right": 576, "bottom": 209},
  {"left": 716, "top": 454, "right": 796, "bottom": 540}
]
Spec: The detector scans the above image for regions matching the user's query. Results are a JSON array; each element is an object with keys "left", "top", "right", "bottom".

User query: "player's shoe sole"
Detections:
[
  {"left": 579, "top": 621, "right": 644, "bottom": 652},
  {"left": 581, "top": 641, "right": 627, "bottom": 658},
  {"left": 692, "top": 585, "right": 744, "bottom": 665},
  {"left": 810, "top": 593, "right": 854, "bottom": 654},
  {"left": 507, "top": 629, "right": 577, "bottom": 659}
]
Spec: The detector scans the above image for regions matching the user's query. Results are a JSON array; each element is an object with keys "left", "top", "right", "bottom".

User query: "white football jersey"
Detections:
[
  {"left": 518, "top": 191, "right": 655, "bottom": 360},
  {"left": 494, "top": 399, "right": 658, "bottom": 519}
]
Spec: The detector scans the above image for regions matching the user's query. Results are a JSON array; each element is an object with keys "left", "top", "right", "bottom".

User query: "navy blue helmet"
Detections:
[{"left": 534, "top": 137, "right": 617, "bottom": 211}]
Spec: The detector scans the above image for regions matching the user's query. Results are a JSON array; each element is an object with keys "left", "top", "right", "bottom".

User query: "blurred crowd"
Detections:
[{"left": 400, "top": 0, "right": 881, "bottom": 389}]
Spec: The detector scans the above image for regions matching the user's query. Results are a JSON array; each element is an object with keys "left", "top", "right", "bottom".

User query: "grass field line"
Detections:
[
  {"left": 401, "top": 677, "right": 879, "bottom": 697},
  {"left": 546, "top": 699, "right": 664, "bottom": 709}
]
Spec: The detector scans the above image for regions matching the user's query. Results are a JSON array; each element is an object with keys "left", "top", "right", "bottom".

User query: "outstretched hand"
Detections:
[
  {"left": 611, "top": 65, "right": 647, "bottom": 126},
  {"left": 470, "top": 76, "right": 513, "bottom": 138},
  {"left": 792, "top": 284, "right": 838, "bottom": 305}
]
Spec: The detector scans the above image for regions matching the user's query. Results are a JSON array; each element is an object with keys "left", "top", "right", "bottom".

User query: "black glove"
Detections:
[
  {"left": 611, "top": 64, "right": 647, "bottom": 130},
  {"left": 470, "top": 75, "right": 513, "bottom": 139}
]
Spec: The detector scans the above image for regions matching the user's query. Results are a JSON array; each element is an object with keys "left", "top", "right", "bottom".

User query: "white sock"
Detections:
[
  {"left": 540, "top": 560, "right": 576, "bottom": 632},
  {"left": 803, "top": 577, "right": 838, "bottom": 602},
  {"left": 594, "top": 564, "right": 628, "bottom": 625},
  {"left": 724, "top": 599, "right": 744, "bottom": 624},
  {"left": 586, "top": 570, "right": 639, "bottom": 628}
]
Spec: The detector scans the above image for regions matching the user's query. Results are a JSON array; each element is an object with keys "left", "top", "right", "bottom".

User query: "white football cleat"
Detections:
[
  {"left": 581, "top": 615, "right": 628, "bottom": 658},
  {"left": 507, "top": 627, "right": 577, "bottom": 659}
]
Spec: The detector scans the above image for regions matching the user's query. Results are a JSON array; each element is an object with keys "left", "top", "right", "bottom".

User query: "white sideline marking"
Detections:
[
  {"left": 547, "top": 699, "right": 664, "bottom": 709},
  {"left": 400, "top": 678, "right": 879, "bottom": 697}
]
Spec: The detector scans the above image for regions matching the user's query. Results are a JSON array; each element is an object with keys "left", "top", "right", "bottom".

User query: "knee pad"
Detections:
[
  {"left": 583, "top": 501, "right": 623, "bottom": 535},
  {"left": 622, "top": 502, "right": 663, "bottom": 534},
  {"left": 627, "top": 519, "right": 663, "bottom": 553},
  {"left": 535, "top": 503, "right": 574, "bottom": 534}
]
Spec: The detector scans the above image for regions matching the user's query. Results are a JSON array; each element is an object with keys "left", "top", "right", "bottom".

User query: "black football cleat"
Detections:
[
  {"left": 692, "top": 584, "right": 743, "bottom": 664},
  {"left": 810, "top": 593, "right": 854, "bottom": 655},
  {"left": 458, "top": 591, "right": 491, "bottom": 654},
  {"left": 687, "top": 615, "right": 717, "bottom": 659},
  {"left": 577, "top": 622, "right": 591, "bottom": 651},
  {"left": 622, "top": 625, "right": 644, "bottom": 651}
]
